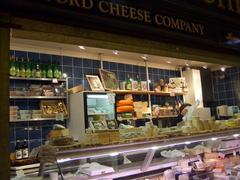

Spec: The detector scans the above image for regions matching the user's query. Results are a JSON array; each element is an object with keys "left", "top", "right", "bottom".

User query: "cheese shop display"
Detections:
[{"left": 8, "top": 49, "right": 240, "bottom": 180}]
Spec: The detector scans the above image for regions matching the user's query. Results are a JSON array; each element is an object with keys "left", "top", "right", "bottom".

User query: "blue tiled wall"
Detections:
[
  {"left": 212, "top": 67, "right": 240, "bottom": 107},
  {"left": 9, "top": 50, "right": 180, "bottom": 152}
]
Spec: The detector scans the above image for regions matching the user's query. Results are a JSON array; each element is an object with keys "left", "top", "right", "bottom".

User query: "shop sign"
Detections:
[
  {"left": 199, "top": 0, "right": 240, "bottom": 15},
  {"left": 3, "top": 0, "right": 240, "bottom": 51},
  {"left": 52, "top": 0, "right": 206, "bottom": 36}
]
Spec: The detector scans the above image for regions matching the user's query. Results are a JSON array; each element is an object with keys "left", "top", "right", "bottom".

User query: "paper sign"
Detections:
[
  {"left": 107, "top": 93, "right": 115, "bottom": 104},
  {"left": 56, "top": 113, "right": 64, "bottom": 121},
  {"left": 52, "top": 78, "right": 58, "bottom": 84}
]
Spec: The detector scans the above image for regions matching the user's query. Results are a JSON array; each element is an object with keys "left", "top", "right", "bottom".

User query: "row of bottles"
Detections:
[
  {"left": 15, "top": 139, "right": 29, "bottom": 160},
  {"left": 125, "top": 74, "right": 141, "bottom": 90},
  {"left": 9, "top": 56, "right": 62, "bottom": 79}
]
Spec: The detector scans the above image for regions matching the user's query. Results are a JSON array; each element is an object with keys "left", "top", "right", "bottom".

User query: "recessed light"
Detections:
[
  {"left": 112, "top": 50, "right": 119, "bottom": 55},
  {"left": 185, "top": 63, "right": 189, "bottom": 67},
  {"left": 166, "top": 61, "right": 172, "bottom": 64},
  {"left": 141, "top": 54, "right": 148, "bottom": 60},
  {"left": 211, "top": 138, "right": 218, "bottom": 141},
  {"left": 221, "top": 67, "right": 225, "bottom": 72},
  {"left": 109, "top": 152, "right": 119, "bottom": 157},
  {"left": 78, "top": 45, "right": 85, "bottom": 50},
  {"left": 202, "top": 66, "right": 208, "bottom": 69}
]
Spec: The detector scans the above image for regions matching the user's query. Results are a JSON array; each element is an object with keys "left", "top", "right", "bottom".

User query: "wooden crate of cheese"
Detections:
[{"left": 40, "top": 100, "right": 68, "bottom": 118}]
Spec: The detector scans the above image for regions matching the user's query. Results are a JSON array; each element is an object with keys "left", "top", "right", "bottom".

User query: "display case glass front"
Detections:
[{"left": 85, "top": 92, "right": 116, "bottom": 130}]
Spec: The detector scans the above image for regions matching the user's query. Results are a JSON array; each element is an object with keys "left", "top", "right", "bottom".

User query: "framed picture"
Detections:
[
  {"left": 90, "top": 120, "right": 107, "bottom": 130},
  {"left": 99, "top": 69, "right": 119, "bottom": 90},
  {"left": 106, "top": 119, "right": 118, "bottom": 129},
  {"left": 86, "top": 75, "right": 104, "bottom": 91}
]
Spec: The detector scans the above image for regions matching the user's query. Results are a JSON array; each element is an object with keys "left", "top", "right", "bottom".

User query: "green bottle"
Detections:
[
  {"left": 125, "top": 74, "right": 132, "bottom": 90},
  {"left": 20, "top": 58, "right": 26, "bottom": 77},
  {"left": 137, "top": 74, "right": 141, "bottom": 91},
  {"left": 31, "top": 62, "right": 36, "bottom": 78},
  {"left": 35, "top": 61, "right": 41, "bottom": 78},
  {"left": 9, "top": 56, "right": 16, "bottom": 76},
  {"left": 47, "top": 60, "right": 53, "bottom": 78},
  {"left": 57, "top": 62, "right": 62, "bottom": 78},
  {"left": 15, "top": 57, "right": 20, "bottom": 77},
  {"left": 25, "top": 58, "right": 32, "bottom": 78},
  {"left": 53, "top": 61, "right": 59, "bottom": 78},
  {"left": 41, "top": 64, "right": 47, "bottom": 78}
]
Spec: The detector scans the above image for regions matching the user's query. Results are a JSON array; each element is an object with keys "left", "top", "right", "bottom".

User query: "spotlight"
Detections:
[
  {"left": 113, "top": 50, "right": 119, "bottom": 55},
  {"left": 78, "top": 45, "right": 85, "bottom": 50},
  {"left": 141, "top": 54, "right": 148, "bottom": 60},
  {"left": 220, "top": 67, "right": 225, "bottom": 72}
]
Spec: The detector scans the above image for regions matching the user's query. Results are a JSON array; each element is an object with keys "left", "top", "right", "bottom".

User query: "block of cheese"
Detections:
[
  {"left": 50, "top": 129, "right": 69, "bottom": 138},
  {"left": 204, "top": 152, "right": 219, "bottom": 159}
]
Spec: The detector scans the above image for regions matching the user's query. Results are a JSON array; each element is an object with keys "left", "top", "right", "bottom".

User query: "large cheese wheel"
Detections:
[
  {"left": 117, "top": 106, "right": 134, "bottom": 113},
  {"left": 116, "top": 100, "right": 133, "bottom": 107}
]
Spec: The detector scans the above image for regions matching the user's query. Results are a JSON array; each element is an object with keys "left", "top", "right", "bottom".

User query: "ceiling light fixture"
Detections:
[
  {"left": 202, "top": 66, "right": 208, "bottom": 69},
  {"left": 166, "top": 61, "right": 172, "bottom": 64},
  {"left": 220, "top": 67, "right": 226, "bottom": 72},
  {"left": 141, "top": 54, "right": 148, "bottom": 60},
  {"left": 185, "top": 63, "right": 190, "bottom": 67},
  {"left": 78, "top": 45, "right": 86, "bottom": 50},
  {"left": 112, "top": 50, "right": 119, "bottom": 55}
]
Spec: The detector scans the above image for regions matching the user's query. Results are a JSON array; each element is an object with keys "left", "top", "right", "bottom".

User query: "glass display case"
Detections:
[
  {"left": 37, "top": 128, "right": 240, "bottom": 180},
  {"left": 68, "top": 91, "right": 116, "bottom": 141}
]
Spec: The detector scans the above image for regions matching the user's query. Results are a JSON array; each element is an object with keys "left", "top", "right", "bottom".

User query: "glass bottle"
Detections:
[
  {"left": 9, "top": 56, "right": 16, "bottom": 76},
  {"left": 31, "top": 61, "right": 36, "bottom": 78},
  {"left": 47, "top": 60, "right": 53, "bottom": 78},
  {"left": 35, "top": 61, "right": 41, "bottom": 78},
  {"left": 20, "top": 58, "right": 26, "bottom": 77},
  {"left": 41, "top": 64, "right": 47, "bottom": 78},
  {"left": 15, "top": 140, "right": 22, "bottom": 160},
  {"left": 57, "top": 62, "right": 62, "bottom": 78},
  {"left": 15, "top": 57, "right": 20, "bottom": 77},
  {"left": 53, "top": 61, "right": 59, "bottom": 78},
  {"left": 125, "top": 74, "right": 132, "bottom": 90},
  {"left": 25, "top": 58, "right": 32, "bottom": 78},
  {"left": 22, "top": 139, "right": 29, "bottom": 159},
  {"left": 137, "top": 74, "right": 141, "bottom": 91}
]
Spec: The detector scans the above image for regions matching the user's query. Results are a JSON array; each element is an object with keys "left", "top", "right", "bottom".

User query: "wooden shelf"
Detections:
[
  {"left": 10, "top": 117, "right": 68, "bottom": 122},
  {"left": 111, "top": 90, "right": 152, "bottom": 95},
  {"left": 10, "top": 76, "right": 66, "bottom": 82},
  {"left": 111, "top": 90, "right": 186, "bottom": 96},
  {"left": 10, "top": 96, "right": 66, "bottom": 99}
]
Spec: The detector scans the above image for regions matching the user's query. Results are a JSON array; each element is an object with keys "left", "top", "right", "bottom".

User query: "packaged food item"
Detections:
[{"left": 116, "top": 106, "right": 134, "bottom": 113}]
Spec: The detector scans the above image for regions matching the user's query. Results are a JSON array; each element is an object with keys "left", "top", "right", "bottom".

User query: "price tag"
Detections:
[
  {"left": 218, "top": 152, "right": 225, "bottom": 159},
  {"left": 107, "top": 93, "right": 115, "bottom": 104},
  {"left": 56, "top": 113, "right": 64, "bottom": 121},
  {"left": 233, "top": 150, "right": 237, "bottom": 156},
  {"left": 52, "top": 78, "right": 58, "bottom": 84}
]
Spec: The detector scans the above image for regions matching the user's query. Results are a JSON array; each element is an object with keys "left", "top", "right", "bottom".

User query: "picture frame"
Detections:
[
  {"left": 90, "top": 120, "right": 107, "bottom": 130},
  {"left": 99, "top": 69, "right": 119, "bottom": 90},
  {"left": 106, "top": 119, "right": 118, "bottom": 129},
  {"left": 86, "top": 75, "right": 104, "bottom": 91}
]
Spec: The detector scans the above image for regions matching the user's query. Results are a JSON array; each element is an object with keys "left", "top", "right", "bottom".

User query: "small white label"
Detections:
[
  {"left": 56, "top": 113, "right": 64, "bottom": 121},
  {"left": 233, "top": 150, "right": 237, "bottom": 156},
  {"left": 52, "top": 78, "right": 58, "bottom": 84},
  {"left": 107, "top": 94, "right": 115, "bottom": 104},
  {"left": 218, "top": 152, "right": 225, "bottom": 158}
]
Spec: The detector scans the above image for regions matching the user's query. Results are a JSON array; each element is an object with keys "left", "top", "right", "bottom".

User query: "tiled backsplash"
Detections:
[
  {"left": 212, "top": 67, "right": 240, "bottom": 107},
  {"left": 9, "top": 50, "right": 181, "bottom": 152}
]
